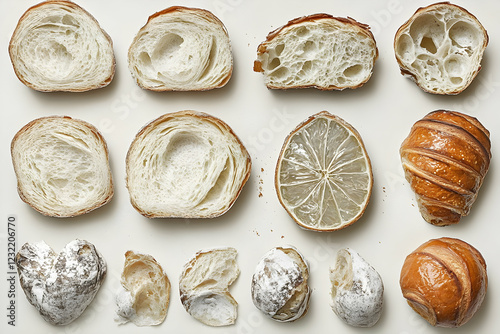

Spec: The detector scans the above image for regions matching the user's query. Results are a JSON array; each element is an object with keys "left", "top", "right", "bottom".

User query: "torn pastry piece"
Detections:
[
  {"left": 179, "top": 247, "right": 239, "bottom": 326},
  {"left": 330, "top": 248, "right": 384, "bottom": 327},
  {"left": 115, "top": 251, "right": 171, "bottom": 326}
]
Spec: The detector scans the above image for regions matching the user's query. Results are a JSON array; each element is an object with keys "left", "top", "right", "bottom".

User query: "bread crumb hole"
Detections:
[
  {"left": 343, "top": 65, "right": 362, "bottom": 78},
  {"left": 420, "top": 36, "right": 437, "bottom": 54},
  {"left": 271, "top": 67, "right": 289, "bottom": 79},
  {"left": 275, "top": 44, "right": 285, "bottom": 56},
  {"left": 450, "top": 77, "right": 463, "bottom": 85},
  {"left": 268, "top": 57, "right": 281, "bottom": 70},
  {"left": 296, "top": 27, "right": 310, "bottom": 37}
]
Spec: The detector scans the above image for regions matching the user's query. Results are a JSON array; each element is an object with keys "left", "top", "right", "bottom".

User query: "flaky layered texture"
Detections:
[
  {"left": 126, "top": 111, "right": 251, "bottom": 218},
  {"left": 9, "top": 0, "right": 115, "bottom": 92},
  {"left": 179, "top": 247, "right": 239, "bottom": 326},
  {"left": 330, "top": 248, "right": 384, "bottom": 327},
  {"left": 16, "top": 239, "right": 107, "bottom": 325},
  {"left": 128, "top": 6, "right": 232, "bottom": 91},
  {"left": 254, "top": 14, "right": 378, "bottom": 90},
  {"left": 251, "top": 247, "right": 310, "bottom": 322},
  {"left": 400, "top": 237, "right": 487, "bottom": 327},
  {"left": 115, "top": 251, "right": 170, "bottom": 326},
  {"left": 400, "top": 110, "right": 491, "bottom": 226},
  {"left": 394, "top": 2, "right": 488, "bottom": 95},
  {"left": 11, "top": 116, "right": 113, "bottom": 217}
]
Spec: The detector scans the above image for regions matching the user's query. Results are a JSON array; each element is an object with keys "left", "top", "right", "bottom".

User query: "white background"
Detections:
[{"left": 1, "top": 0, "right": 499, "bottom": 333}]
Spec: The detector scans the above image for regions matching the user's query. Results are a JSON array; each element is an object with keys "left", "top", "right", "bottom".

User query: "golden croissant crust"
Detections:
[
  {"left": 400, "top": 237, "right": 487, "bottom": 327},
  {"left": 400, "top": 110, "right": 491, "bottom": 226}
]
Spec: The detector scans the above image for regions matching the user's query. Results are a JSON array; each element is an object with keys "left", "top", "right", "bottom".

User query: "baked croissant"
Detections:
[
  {"left": 400, "top": 237, "right": 487, "bottom": 327},
  {"left": 400, "top": 110, "right": 491, "bottom": 226}
]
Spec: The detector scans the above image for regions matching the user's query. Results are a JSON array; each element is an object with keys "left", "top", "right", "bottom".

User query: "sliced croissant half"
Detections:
[
  {"left": 126, "top": 111, "right": 251, "bottom": 218},
  {"left": 128, "top": 6, "right": 233, "bottom": 91},
  {"left": 11, "top": 116, "right": 113, "bottom": 217},
  {"left": 9, "top": 0, "right": 115, "bottom": 92}
]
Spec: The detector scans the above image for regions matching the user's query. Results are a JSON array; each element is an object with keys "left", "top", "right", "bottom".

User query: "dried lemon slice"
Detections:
[{"left": 276, "top": 111, "right": 373, "bottom": 231}]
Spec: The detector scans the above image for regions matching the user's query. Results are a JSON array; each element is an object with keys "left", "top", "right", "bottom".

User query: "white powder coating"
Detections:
[
  {"left": 15, "top": 239, "right": 107, "bottom": 325},
  {"left": 330, "top": 248, "right": 384, "bottom": 327},
  {"left": 251, "top": 247, "right": 310, "bottom": 322},
  {"left": 179, "top": 247, "right": 239, "bottom": 327},
  {"left": 114, "top": 250, "right": 171, "bottom": 326},
  {"left": 394, "top": 3, "right": 488, "bottom": 94}
]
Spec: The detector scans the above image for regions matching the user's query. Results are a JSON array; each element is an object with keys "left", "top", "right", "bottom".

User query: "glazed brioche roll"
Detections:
[
  {"left": 400, "top": 237, "right": 487, "bottom": 327},
  {"left": 400, "top": 110, "right": 491, "bottom": 226}
]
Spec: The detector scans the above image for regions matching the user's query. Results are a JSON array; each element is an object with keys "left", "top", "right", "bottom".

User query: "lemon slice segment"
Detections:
[{"left": 276, "top": 111, "right": 373, "bottom": 231}]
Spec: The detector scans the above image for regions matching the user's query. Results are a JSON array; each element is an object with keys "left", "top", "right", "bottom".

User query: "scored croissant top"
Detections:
[{"left": 400, "top": 110, "right": 491, "bottom": 226}]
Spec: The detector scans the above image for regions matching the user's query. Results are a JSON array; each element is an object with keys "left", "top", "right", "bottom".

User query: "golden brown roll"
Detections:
[
  {"left": 400, "top": 110, "right": 491, "bottom": 226},
  {"left": 400, "top": 237, "right": 487, "bottom": 328}
]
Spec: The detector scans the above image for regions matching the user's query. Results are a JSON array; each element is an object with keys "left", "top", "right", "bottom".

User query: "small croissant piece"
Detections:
[
  {"left": 400, "top": 237, "right": 487, "bottom": 327},
  {"left": 400, "top": 110, "right": 491, "bottom": 226}
]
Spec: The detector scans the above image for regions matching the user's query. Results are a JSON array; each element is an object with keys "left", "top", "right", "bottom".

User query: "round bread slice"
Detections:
[
  {"left": 128, "top": 6, "right": 233, "bottom": 91},
  {"left": 11, "top": 116, "right": 113, "bottom": 217},
  {"left": 179, "top": 247, "right": 239, "bottom": 327},
  {"left": 251, "top": 246, "right": 310, "bottom": 322},
  {"left": 254, "top": 14, "right": 378, "bottom": 90},
  {"left": 115, "top": 251, "right": 171, "bottom": 326},
  {"left": 394, "top": 2, "right": 488, "bottom": 95},
  {"left": 9, "top": 0, "right": 115, "bottom": 92},
  {"left": 126, "top": 111, "right": 251, "bottom": 218}
]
